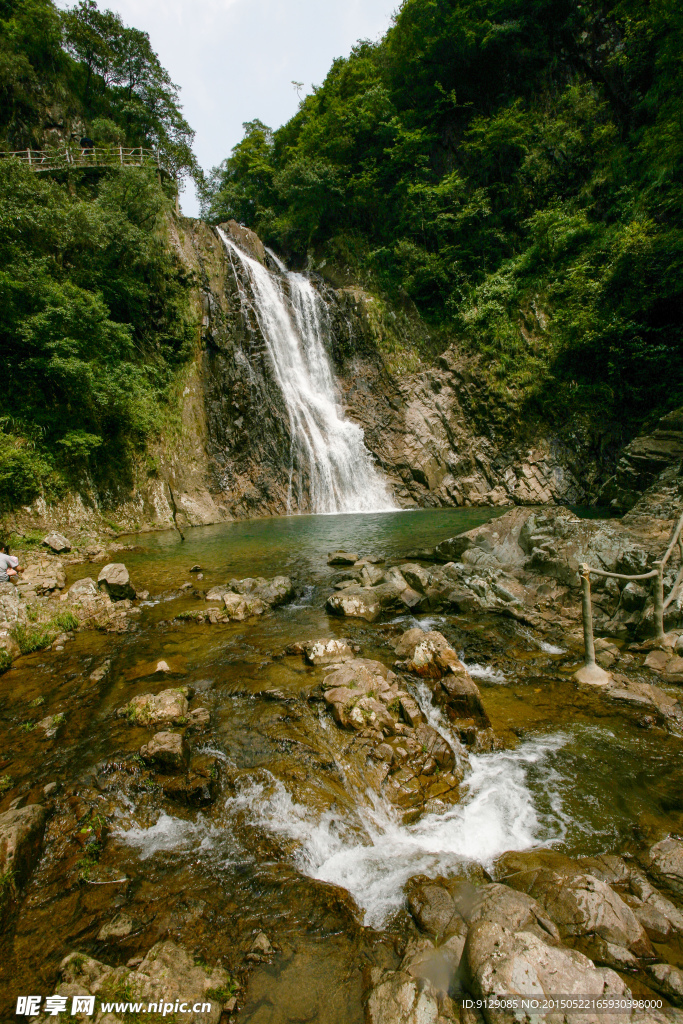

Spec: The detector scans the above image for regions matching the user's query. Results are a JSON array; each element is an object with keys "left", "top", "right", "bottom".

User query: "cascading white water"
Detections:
[
  {"left": 217, "top": 228, "right": 397, "bottom": 514},
  {"left": 225, "top": 732, "right": 569, "bottom": 928}
]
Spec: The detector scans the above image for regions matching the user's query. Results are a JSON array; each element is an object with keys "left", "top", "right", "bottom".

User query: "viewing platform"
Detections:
[{"left": 0, "top": 146, "right": 170, "bottom": 176}]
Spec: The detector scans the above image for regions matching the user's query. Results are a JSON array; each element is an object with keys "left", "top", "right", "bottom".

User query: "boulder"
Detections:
[
  {"left": 399, "top": 694, "right": 423, "bottom": 728},
  {"left": 327, "top": 551, "right": 359, "bottom": 565},
  {"left": 68, "top": 577, "right": 98, "bottom": 599},
  {"left": 140, "top": 732, "right": 189, "bottom": 772},
  {"left": 0, "top": 804, "right": 46, "bottom": 903},
  {"left": 42, "top": 531, "right": 71, "bottom": 553},
  {"left": 464, "top": 920, "right": 628, "bottom": 1015},
  {"left": 97, "top": 563, "right": 136, "bottom": 601},
  {"left": 366, "top": 971, "right": 440, "bottom": 1024},
  {"left": 600, "top": 676, "right": 683, "bottom": 732},
  {"left": 227, "top": 575, "right": 294, "bottom": 607},
  {"left": 395, "top": 629, "right": 491, "bottom": 729},
  {"left": 500, "top": 859, "right": 653, "bottom": 958},
  {"left": 360, "top": 563, "right": 386, "bottom": 586},
  {"left": 406, "top": 879, "right": 464, "bottom": 939},
  {"left": 96, "top": 912, "right": 135, "bottom": 941},
  {"left": 326, "top": 587, "right": 382, "bottom": 622},
  {"left": 250, "top": 931, "right": 274, "bottom": 956},
  {"left": 207, "top": 576, "right": 293, "bottom": 617},
  {"left": 646, "top": 837, "right": 683, "bottom": 896},
  {"left": 394, "top": 629, "right": 462, "bottom": 677},
  {"left": 223, "top": 592, "right": 266, "bottom": 620},
  {"left": 186, "top": 707, "right": 210, "bottom": 731},
  {"left": 47, "top": 941, "right": 231, "bottom": 1024},
  {"left": 398, "top": 563, "right": 432, "bottom": 593},
  {"left": 414, "top": 723, "right": 456, "bottom": 771},
  {"left": 304, "top": 638, "right": 358, "bottom": 665},
  {"left": 465, "top": 883, "right": 561, "bottom": 945},
  {"left": 647, "top": 964, "right": 683, "bottom": 1006},
  {"left": 629, "top": 868, "right": 683, "bottom": 935},
  {"left": 117, "top": 688, "right": 189, "bottom": 727}
]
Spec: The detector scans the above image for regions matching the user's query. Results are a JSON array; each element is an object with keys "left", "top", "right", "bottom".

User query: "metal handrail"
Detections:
[
  {"left": 0, "top": 146, "right": 168, "bottom": 174},
  {"left": 576, "top": 509, "right": 683, "bottom": 681}
]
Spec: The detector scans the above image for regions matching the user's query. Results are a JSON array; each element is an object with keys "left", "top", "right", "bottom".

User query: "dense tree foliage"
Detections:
[
  {"left": 205, "top": 0, "right": 683, "bottom": 432},
  {"left": 0, "top": 0, "right": 196, "bottom": 508},
  {"left": 1, "top": 0, "right": 195, "bottom": 175}
]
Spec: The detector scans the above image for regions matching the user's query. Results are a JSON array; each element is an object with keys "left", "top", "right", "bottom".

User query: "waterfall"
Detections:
[{"left": 217, "top": 228, "right": 396, "bottom": 514}]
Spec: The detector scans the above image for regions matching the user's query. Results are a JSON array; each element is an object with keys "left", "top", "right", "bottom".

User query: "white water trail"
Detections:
[
  {"left": 228, "top": 733, "right": 569, "bottom": 928},
  {"left": 217, "top": 229, "right": 396, "bottom": 514},
  {"left": 462, "top": 659, "right": 508, "bottom": 684}
]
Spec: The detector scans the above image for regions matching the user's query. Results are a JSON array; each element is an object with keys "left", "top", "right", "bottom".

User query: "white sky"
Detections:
[{"left": 89, "top": 0, "right": 399, "bottom": 215}]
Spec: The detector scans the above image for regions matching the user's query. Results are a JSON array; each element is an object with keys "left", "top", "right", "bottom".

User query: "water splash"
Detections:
[
  {"left": 228, "top": 733, "right": 568, "bottom": 928},
  {"left": 218, "top": 229, "right": 396, "bottom": 515},
  {"left": 462, "top": 659, "right": 507, "bottom": 684}
]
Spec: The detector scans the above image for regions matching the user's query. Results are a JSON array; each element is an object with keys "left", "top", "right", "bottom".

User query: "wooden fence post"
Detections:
[
  {"left": 574, "top": 563, "right": 611, "bottom": 685},
  {"left": 653, "top": 560, "right": 665, "bottom": 639}
]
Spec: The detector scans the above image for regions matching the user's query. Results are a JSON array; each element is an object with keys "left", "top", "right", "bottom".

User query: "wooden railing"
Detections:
[
  {"left": 0, "top": 146, "right": 167, "bottom": 174},
  {"left": 576, "top": 510, "right": 683, "bottom": 682}
]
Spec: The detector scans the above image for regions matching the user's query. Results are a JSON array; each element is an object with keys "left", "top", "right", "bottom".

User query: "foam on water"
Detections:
[
  {"left": 518, "top": 626, "right": 566, "bottom": 655},
  {"left": 218, "top": 229, "right": 396, "bottom": 515},
  {"left": 462, "top": 660, "right": 508, "bottom": 684},
  {"left": 114, "top": 811, "right": 238, "bottom": 868},
  {"left": 227, "top": 733, "right": 568, "bottom": 928},
  {"left": 114, "top": 813, "right": 211, "bottom": 859}
]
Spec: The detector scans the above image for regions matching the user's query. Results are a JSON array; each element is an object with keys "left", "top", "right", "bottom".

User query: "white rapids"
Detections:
[
  {"left": 217, "top": 228, "right": 396, "bottom": 514},
  {"left": 226, "top": 732, "right": 569, "bottom": 928}
]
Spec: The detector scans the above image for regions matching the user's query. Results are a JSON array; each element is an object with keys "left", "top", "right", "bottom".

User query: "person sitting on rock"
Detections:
[{"left": 0, "top": 542, "right": 22, "bottom": 583}]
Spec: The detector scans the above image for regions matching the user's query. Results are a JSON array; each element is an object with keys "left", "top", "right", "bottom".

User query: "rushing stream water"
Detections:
[
  {"left": 217, "top": 228, "right": 396, "bottom": 515},
  {"left": 3, "top": 509, "right": 683, "bottom": 1020}
]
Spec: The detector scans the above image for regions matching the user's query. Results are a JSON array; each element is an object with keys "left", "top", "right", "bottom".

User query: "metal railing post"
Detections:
[{"left": 653, "top": 560, "right": 665, "bottom": 639}]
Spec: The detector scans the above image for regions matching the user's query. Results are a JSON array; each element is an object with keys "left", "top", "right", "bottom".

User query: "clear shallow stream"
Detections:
[{"left": 2, "top": 507, "right": 683, "bottom": 1021}]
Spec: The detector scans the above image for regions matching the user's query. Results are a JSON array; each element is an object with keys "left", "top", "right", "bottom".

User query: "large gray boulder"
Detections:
[
  {"left": 327, "top": 550, "right": 359, "bottom": 566},
  {"left": 464, "top": 920, "right": 628, "bottom": 1019},
  {"left": 97, "top": 562, "right": 136, "bottom": 600},
  {"left": 647, "top": 964, "right": 683, "bottom": 1006},
  {"left": 228, "top": 575, "right": 294, "bottom": 606},
  {"left": 646, "top": 837, "right": 683, "bottom": 896},
  {"left": 326, "top": 586, "right": 382, "bottom": 622},
  {"left": 499, "top": 854, "right": 653, "bottom": 960},
  {"left": 206, "top": 575, "right": 294, "bottom": 619},
  {"left": 42, "top": 531, "right": 71, "bottom": 553},
  {"left": 68, "top": 576, "right": 98, "bottom": 599},
  {"left": 304, "top": 638, "right": 358, "bottom": 665},
  {"left": 222, "top": 592, "right": 267, "bottom": 620},
  {"left": 365, "top": 971, "right": 440, "bottom": 1024}
]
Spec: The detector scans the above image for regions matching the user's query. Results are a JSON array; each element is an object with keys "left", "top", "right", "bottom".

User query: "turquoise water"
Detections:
[{"left": 105, "top": 506, "right": 506, "bottom": 594}]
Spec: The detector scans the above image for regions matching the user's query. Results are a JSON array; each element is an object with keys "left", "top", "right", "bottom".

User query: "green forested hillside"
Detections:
[
  {"left": 0, "top": 0, "right": 195, "bottom": 508},
  {"left": 204, "top": 0, "right": 683, "bottom": 435}
]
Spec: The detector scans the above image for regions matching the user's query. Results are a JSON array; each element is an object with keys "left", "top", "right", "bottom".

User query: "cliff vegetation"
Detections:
[
  {"left": 0, "top": 0, "right": 197, "bottom": 509},
  {"left": 203, "top": 0, "right": 683, "bottom": 439}
]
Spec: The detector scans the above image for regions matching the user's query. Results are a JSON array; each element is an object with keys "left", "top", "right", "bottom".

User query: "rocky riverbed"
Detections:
[{"left": 1, "top": 487, "right": 683, "bottom": 1023}]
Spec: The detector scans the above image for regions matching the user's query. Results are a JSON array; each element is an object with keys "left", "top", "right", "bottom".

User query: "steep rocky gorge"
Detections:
[{"left": 8, "top": 216, "right": 679, "bottom": 539}]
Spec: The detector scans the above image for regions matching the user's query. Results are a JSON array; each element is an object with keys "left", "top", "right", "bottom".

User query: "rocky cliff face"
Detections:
[{"left": 6, "top": 217, "right": 674, "bottom": 537}]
